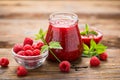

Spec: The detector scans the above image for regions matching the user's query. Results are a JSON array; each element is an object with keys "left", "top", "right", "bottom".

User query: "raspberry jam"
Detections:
[{"left": 45, "top": 13, "right": 83, "bottom": 62}]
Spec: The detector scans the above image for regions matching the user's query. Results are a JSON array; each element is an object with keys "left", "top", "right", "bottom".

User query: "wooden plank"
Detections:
[
  {"left": 0, "top": 48, "right": 120, "bottom": 80},
  {"left": 0, "top": 1, "right": 119, "bottom": 19}
]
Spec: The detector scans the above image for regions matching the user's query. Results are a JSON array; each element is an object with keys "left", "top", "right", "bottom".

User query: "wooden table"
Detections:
[{"left": 0, "top": 0, "right": 120, "bottom": 80}]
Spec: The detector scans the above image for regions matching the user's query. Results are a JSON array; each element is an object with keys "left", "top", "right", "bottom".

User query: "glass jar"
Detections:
[{"left": 45, "top": 12, "right": 83, "bottom": 62}]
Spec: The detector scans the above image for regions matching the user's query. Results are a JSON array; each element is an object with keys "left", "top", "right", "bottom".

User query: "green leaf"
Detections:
[
  {"left": 39, "top": 29, "right": 44, "bottom": 38},
  {"left": 90, "top": 39, "right": 96, "bottom": 50},
  {"left": 89, "top": 31, "right": 98, "bottom": 36},
  {"left": 41, "top": 45, "right": 49, "bottom": 53},
  {"left": 96, "top": 43, "right": 107, "bottom": 50},
  {"left": 35, "top": 34, "right": 40, "bottom": 40},
  {"left": 82, "top": 39, "right": 107, "bottom": 57},
  {"left": 39, "top": 29, "right": 44, "bottom": 35},
  {"left": 83, "top": 43, "right": 89, "bottom": 51},
  {"left": 49, "top": 41, "right": 62, "bottom": 49},
  {"left": 80, "top": 31, "right": 86, "bottom": 35},
  {"left": 89, "top": 51, "right": 97, "bottom": 56},
  {"left": 81, "top": 24, "right": 98, "bottom": 36},
  {"left": 95, "top": 43, "right": 107, "bottom": 54},
  {"left": 96, "top": 49, "right": 105, "bottom": 54},
  {"left": 90, "top": 45, "right": 94, "bottom": 51},
  {"left": 82, "top": 54, "right": 90, "bottom": 57},
  {"left": 35, "top": 28, "right": 46, "bottom": 40},
  {"left": 83, "top": 51, "right": 89, "bottom": 54},
  {"left": 85, "top": 24, "right": 89, "bottom": 34}
]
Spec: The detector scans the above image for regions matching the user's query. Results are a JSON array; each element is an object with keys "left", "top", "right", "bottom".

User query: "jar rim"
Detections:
[
  {"left": 49, "top": 12, "right": 78, "bottom": 22},
  {"left": 49, "top": 12, "right": 78, "bottom": 28}
]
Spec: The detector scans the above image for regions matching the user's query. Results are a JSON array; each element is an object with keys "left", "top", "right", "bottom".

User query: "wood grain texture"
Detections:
[
  {"left": 0, "top": 0, "right": 120, "bottom": 80},
  {"left": 0, "top": 1, "right": 119, "bottom": 19}
]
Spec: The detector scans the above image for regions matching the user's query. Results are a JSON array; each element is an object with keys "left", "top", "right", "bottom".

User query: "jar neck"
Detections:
[{"left": 49, "top": 12, "right": 78, "bottom": 28}]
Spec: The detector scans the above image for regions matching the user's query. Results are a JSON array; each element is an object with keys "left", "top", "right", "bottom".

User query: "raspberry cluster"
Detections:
[
  {"left": 90, "top": 52, "right": 108, "bottom": 67},
  {"left": 13, "top": 37, "right": 45, "bottom": 76},
  {"left": 13, "top": 37, "right": 44, "bottom": 56}
]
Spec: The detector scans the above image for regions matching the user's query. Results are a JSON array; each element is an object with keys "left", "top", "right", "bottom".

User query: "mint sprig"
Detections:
[
  {"left": 41, "top": 42, "right": 62, "bottom": 53},
  {"left": 82, "top": 39, "right": 107, "bottom": 57},
  {"left": 35, "top": 29, "right": 62, "bottom": 63},
  {"left": 80, "top": 24, "right": 98, "bottom": 36}
]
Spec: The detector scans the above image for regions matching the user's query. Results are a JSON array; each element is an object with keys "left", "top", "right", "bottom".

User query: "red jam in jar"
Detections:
[{"left": 45, "top": 12, "right": 83, "bottom": 62}]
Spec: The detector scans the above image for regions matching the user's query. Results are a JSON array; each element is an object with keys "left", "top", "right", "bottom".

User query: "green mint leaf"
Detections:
[
  {"left": 49, "top": 41, "right": 62, "bottom": 49},
  {"left": 96, "top": 49, "right": 105, "bottom": 54},
  {"left": 90, "top": 45, "right": 94, "bottom": 51},
  {"left": 39, "top": 29, "right": 44, "bottom": 35},
  {"left": 85, "top": 24, "right": 89, "bottom": 34},
  {"left": 35, "top": 28, "right": 46, "bottom": 41},
  {"left": 89, "top": 51, "right": 97, "bottom": 56},
  {"left": 89, "top": 31, "right": 98, "bottom": 36},
  {"left": 38, "top": 29, "right": 44, "bottom": 38},
  {"left": 81, "top": 24, "right": 98, "bottom": 36},
  {"left": 95, "top": 43, "right": 107, "bottom": 54},
  {"left": 90, "top": 39, "right": 96, "bottom": 50},
  {"left": 83, "top": 43, "right": 89, "bottom": 51},
  {"left": 82, "top": 54, "right": 90, "bottom": 57},
  {"left": 41, "top": 45, "right": 49, "bottom": 53},
  {"left": 42, "top": 31, "right": 46, "bottom": 38},
  {"left": 82, "top": 39, "right": 107, "bottom": 57},
  {"left": 35, "top": 34, "right": 41, "bottom": 40},
  {"left": 83, "top": 51, "right": 89, "bottom": 55},
  {"left": 80, "top": 31, "right": 87, "bottom": 35},
  {"left": 96, "top": 43, "right": 107, "bottom": 50}
]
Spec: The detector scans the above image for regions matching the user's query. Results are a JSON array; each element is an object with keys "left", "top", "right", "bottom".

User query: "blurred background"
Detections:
[{"left": 0, "top": 0, "right": 120, "bottom": 49}]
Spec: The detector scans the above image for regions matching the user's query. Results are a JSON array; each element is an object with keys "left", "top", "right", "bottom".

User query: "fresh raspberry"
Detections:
[
  {"left": 25, "top": 50, "right": 33, "bottom": 56},
  {"left": 0, "top": 57, "right": 9, "bottom": 67},
  {"left": 13, "top": 44, "right": 23, "bottom": 53},
  {"left": 17, "top": 51, "right": 25, "bottom": 56},
  {"left": 32, "top": 43, "right": 37, "bottom": 49},
  {"left": 90, "top": 56, "right": 100, "bottom": 67},
  {"left": 23, "top": 37, "right": 33, "bottom": 46},
  {"left": 99, "top": 52, "right": 108, "bottom": 61},
  {"left": 23, "top": 44, "right": 33, "bottom": 51},
  {"left": 17, "top": 66, "right": 28, "bottom": 76},
  {"left": 33, "top": 49, "right": 40, "bottom": 56},
  {"left": 32, "top": 42, "right": 44, "bottom": 50},
  {"left": 36, "top": 42, "right": 44, "bottom": 49},
  {"left": 59, "top": 61, "right": 71, "bottom": 72}
]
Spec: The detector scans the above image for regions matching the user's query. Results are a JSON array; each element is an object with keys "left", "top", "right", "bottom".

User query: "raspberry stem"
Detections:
[
  {"left": 49, "top": 49, "right": 61, "bottom": 63},
  {"left": 42, "top": 37, "right": 61, "bottom": 63}
]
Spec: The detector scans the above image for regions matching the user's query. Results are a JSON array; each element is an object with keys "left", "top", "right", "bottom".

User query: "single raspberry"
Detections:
[
  {"left": 32, "top": 42, "right": 44, "bottom": 50},
  {"left": 99, "top": 52, "right": 108, "bottom": 61},
  {"left": 59, "top": 61, "right": 71, "bottom": 72},
  {"left": 32, "top": 43, "right": 37, "bottom": 49},
  {"left": 17, "top": 51, "right": 25, "bottom": 56},
  {"left": 23, "top": 44, "right": 33, "bottom": 51},
  {"left": 17, "top": 66, "right": 28, "bottom": 76},
  {"left": 23, "top": 37, "right": 33, "bottom": 46},
  {"left": 33, "top": 49, "right": 40, "bottom": 56},
  {"left": 90, "top": 56, "right": 100, "bottom": 67},
  {"left": 25, "top": 50, "right": 33, "bottom": 56},
  {"left": 0, "top": 57, "right": 9, "bottom": 67},
  {"left": 13, "top": 44, "right": 23, "bottom": 53},
  {"left": 37, "top": 42, "right": 44, "bottom": 49}
]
